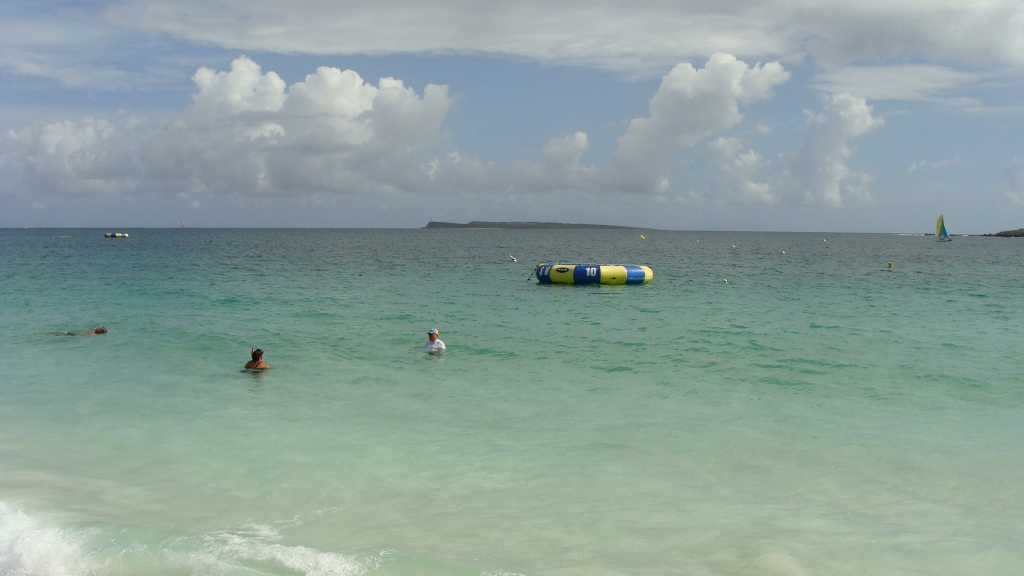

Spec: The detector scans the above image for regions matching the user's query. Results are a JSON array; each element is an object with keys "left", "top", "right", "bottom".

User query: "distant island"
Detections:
[
  {"left": 424, "top": 221, "right": 646, "bottom": 230},
  {"left": 984, "top": 229, "right": 1024, "bottom": 237}
]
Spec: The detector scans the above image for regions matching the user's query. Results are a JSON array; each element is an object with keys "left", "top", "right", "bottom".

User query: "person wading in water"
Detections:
[{"left": 245, "top": 348, "right": 272, "bottom": 370}]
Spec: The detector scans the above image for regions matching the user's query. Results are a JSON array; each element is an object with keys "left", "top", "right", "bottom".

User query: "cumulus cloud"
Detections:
[
  {"left": 417, "top": 54, "right": 789, "bottom": 198},
  {"left": 706, "top": 137, "right": 772, "bottom": 204},
  {"left": 543, "top": 132, "right": 593, "bottom": 186},
  {"left": 189, "top": 57, "right": 287, "bottom": 119},
  {"left": 694, "top": 93, "right": 886, "bottom": 207},
  {"left": 611, "top": 53, "right": 788, "bottom": 193},
  {"left": 1, "top": 56, "right": 451, "bottom": 197},
  {"left": 1, "top": 116, "right": 142, "bottom": 195},
  {"left": 772, "top": 93, "right": 883, "bottom": 207},
  {"left": 0, "top": 54, "right": 890, "bottom": 212},
  {"left": 0, "top": 54, "right": 802, "bottom": 202}
]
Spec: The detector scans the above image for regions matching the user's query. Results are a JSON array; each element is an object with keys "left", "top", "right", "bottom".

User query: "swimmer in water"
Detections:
[
  {"left": 39, "top": 326, "right": 107, "bottom": 336},
  {"left": 245, "top": 348, "right": 272, "bottom": 370},
  {"left": 423, "top": 328, "right": 445, "bottom": 352}
]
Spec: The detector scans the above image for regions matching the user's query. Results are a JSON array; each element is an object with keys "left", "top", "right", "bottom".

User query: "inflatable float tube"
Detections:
[
  {"left": 104, "top": 232, "right": 129, "bottom": 238},
  {"left": 535, "top": 263, "right": 653, "bottom": 285}
]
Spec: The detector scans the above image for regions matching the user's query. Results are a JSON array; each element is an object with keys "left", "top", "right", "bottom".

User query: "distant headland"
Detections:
[
  {"left": 984, "top": 228, "right": 1024, "bottom": 237},
  {"left": 423, "top": 221, "right": 646, "bottom": 230}
]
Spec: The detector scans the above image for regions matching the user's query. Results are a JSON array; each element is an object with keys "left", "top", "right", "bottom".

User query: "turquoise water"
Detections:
[{"left": 1, "top": 228, "right": 1022, "bottom": 575}]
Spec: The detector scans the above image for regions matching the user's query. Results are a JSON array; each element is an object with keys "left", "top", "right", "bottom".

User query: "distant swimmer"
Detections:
[
  {"left": 424, "top": 328, "right": 446, "bottom": 353},
  {"left": 40, "top": 326, "right": 107, "bottom": 336},
  {"left": 510, "top": 255, "right": 518, "bottom": 262},
  {"left": 245, "top": 348, "right": 272, "bottom": 370}
]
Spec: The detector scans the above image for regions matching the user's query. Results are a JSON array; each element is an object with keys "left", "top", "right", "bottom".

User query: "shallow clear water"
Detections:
[{"left": 1, "top": 228, "right": 1022, "bottom": 575}]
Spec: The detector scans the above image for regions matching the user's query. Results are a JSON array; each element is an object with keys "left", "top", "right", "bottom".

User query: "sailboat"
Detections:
[{"left": 936, "top": 214, "right": 951, "bottom": 242}]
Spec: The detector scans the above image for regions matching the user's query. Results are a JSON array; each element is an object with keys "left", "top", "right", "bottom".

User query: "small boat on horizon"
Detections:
[{"left": 936, "top": 214, "right": 951, "bottom": 242}]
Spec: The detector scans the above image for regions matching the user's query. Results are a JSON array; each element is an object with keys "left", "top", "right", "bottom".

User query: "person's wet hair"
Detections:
[{"left": 252, "top": 349, "right": 264, "bottom": 361}]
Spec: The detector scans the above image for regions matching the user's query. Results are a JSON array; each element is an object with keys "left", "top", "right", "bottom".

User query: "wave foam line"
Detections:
[
  {"left": 1, "top": 502, "right": 370, "bottom": 576},
  {"left": 0, "top": 501, "right": 94, "bottom": 576}
]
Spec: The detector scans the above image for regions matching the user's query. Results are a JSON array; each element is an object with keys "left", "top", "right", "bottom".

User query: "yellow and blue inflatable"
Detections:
[
  {"left": 535, "top": 263, "right": 653, "bottom": 285},
  {"left": 104, "top": 232, "right": 129, "bottom": 238}
]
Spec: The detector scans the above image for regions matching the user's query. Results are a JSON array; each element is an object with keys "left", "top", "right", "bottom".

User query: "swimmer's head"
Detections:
[
  {"left": 94, "top": 327, "right": 107, "bottom": 334},
  {"left": 252, "top": 348, "right": 264, "bottom": 361}
]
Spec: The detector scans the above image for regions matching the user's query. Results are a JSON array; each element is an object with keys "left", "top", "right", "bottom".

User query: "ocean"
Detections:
[{"left": 1, "top": 228, "right": 1022, "bottom": 575}]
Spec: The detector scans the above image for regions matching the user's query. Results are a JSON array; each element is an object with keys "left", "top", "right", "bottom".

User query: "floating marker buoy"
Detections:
[
  {"left": 732, "top": 245, "right": 736, "bottom": 248},
  {"left": 723, "top": 279, "right": 728, "bottom": 283},
  {"left": 640, "top": 235, "right": 645, "bottom": 240},
  {"left": 823, "top": 238, "right": 827, "bottom": 242},
  {"left": 781, "top": 250, "right": 786, "bottom": 254},
  {"left": 888, "top": 262, "right": 893, "bottom": 269}
]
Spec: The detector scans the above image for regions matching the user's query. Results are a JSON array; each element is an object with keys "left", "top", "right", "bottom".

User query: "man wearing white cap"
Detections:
[{"left": 424, "top": 328, "right": 446, "bottom": 352}]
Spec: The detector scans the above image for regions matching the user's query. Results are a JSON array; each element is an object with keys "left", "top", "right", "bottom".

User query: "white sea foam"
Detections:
[
  {"left": 0, "top": 501, "right": 95, "bottom": 576},
  {"left": 199, "top": 524, "right": 369, "bottom": 576},
  {"left": 0, "top": 502, "right": 369, "bottom": 576}
]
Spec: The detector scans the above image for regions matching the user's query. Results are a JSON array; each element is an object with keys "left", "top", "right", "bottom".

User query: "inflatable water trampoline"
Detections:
[{"left": 535, "top": 263, "right": 652, "bottom": 285}]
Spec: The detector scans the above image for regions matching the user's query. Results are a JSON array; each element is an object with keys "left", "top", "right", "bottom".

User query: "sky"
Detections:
[{"left": 1, "top": 1, "right": 1023, "bottom": 232}]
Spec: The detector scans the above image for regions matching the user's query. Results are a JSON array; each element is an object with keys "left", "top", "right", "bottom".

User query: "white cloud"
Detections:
[
  {"left": 0, "top": 17, "right": 146, "bottom": 89},
  {"left": 4, "top": 0, "right": 1021, "bottom": 105},
  {"left": 773, "top": 93, "right": 883, "bottom": 207},
  {"left": 611, "top": 53, "right": 788, "bottom": 192},
  {"left": 0, "top": 49, "right": 137, "bottom": 89},
  {"left": 1, "top": 116, "right": 138, "bottom": 195},
  {"left": 286, "top": 67, "right": 376, "bottom": 127},
  {"left": 104, "top": 0, "right": 1024, "bottom": 71},
  {"left": 379, "top": 54, "right": 789, "bottom": 197},
  {"left": 812, "top": 65, "right": 985, "bottom": 105},
  {"left": 706, "top": 137, "right": 773, "bottom": 204},
  {"left": 0, "top": 56, "right": 451, "bottom": 197},
  {"left": 697, "top": 95, "right": 883, "bottom": 207},
  {"left": 189, "top": 57, "right": 287, "bottom": 119},
  {"left": 542, "top": 132, "right": 593, "bottom": 188},
  {"left": 1, "top": 54, "right": 889, "bottom": 212}
]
